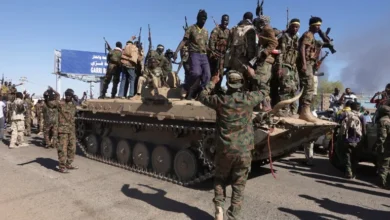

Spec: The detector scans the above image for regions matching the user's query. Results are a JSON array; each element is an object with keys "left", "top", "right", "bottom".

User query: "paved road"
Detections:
[{"left": 0, "top": 133, "right": 389, "bottom": 220}]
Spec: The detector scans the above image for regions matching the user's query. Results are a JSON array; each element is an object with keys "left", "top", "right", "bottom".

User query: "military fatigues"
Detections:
[
  {"left": 208, "top": 25, "right": 230, "bottom": 90},
  {"left": 24, "top": 98, "right": 32, "bottom": 136},
  {"left": 136, "top": 67, "right": 164, "bottom": 94},
  {"left": 101, "top": 48, "right": 122, "bottom": 98},
  {"left": 274, "top": 32, "right": 300, "bottom": 114},
  {"left": 297, "top": 31, "right": 317, "bottom": 108},
  {"left": 43, "top": 101, "right": 58, "bottom": 148},
  {"left": 9, "top": 98, "right": 26, "bottom": 148},
  {"left": 34, "top": 102, "right": 44, "bottom": 133},
  {"left": 376, "top": 104, "right": 390, "bottom": 187},
  {"left": 183, "top": 24, "right": 210, "bottom": 94},
  {"left": 254, "top": 24, "right": 278, "bottom": 100},
  {"left": 228, "top": 20, "right": 257, "bottom": 89},
  {"left": 198, "top": 76, "right": 265, "bottom": 219},
  {"left": 52, "top": 100, "right": 77, "bottom": 169}
]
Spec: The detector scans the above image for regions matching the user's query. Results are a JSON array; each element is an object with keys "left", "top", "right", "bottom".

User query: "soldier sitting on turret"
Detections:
[{"left": 132, "top": 57, "right": 164, "bottom": 100}]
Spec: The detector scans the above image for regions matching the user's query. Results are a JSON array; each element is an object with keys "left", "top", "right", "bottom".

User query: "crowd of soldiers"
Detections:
[
  {"left": 98, "top": 6, "right": 338, "bottom": 219},
  {"left": 2, "top": 82, "right": 79, "bottom": 173}
]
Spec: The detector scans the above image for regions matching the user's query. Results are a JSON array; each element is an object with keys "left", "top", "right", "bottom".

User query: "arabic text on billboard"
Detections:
[{"left": 60, "top": 49, "right": 108, "bottom": 75}]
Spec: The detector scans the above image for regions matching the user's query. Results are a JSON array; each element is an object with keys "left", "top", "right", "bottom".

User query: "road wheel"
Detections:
[
  {"left": 85, "top": 134, "right": 99, "bottom": 155},
  {"left": 174, "top": 149, "right": 198, "bottom": 182},
  {"left": 116, "top": 139, "right": 131, "bottom": 164},
  {"left": 151, "top": 145, "right": 172, "bottom": 175},
  {"left": 132, "top": 142, "right": 150, "bottom": 169},
  {"left": 100, "top": 137, "right": 115, "bottom": 159}
]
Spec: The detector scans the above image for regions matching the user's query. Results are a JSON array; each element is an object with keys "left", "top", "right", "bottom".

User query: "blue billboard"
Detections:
[{"left": 60, "top": 49, "right": 108, "bottom": 75}]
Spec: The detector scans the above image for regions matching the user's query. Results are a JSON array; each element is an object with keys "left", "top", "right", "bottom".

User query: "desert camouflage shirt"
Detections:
[
  {"left": 298, "top": 31, "right": 317, "bottom": 61},
  {"left": 184, "top": 24, "right": 208, "bottom": 54},
  {"left": 276, "top": 32, "right": 299, "bottom": 69},
  {"left": 43, "top": 101, "right": 58, "bottom": 126},
  {"left": 198, "top": 77, "right": 265, "bottom": 155},
  {"left": 54, "top": 100, "right": 76, "bottom": 134}
]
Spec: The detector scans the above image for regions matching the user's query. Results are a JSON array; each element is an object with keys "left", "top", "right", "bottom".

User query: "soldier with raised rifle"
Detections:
[
  {"left": 208, "top": 14, "right": 230, "bottom": 92},
  {"left": 100, "top": 41, "right": 123, "bottom": 99},
  {"left": 296, "top": 16, "right": 323, "bottom": 122}
]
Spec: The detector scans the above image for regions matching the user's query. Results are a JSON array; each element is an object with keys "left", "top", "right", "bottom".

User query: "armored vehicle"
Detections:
[{"left": 76, "top": 87, "right": 337, "bottom": 186}]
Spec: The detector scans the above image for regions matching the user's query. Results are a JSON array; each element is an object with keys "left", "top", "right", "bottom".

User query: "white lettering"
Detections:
[{"left": 91, "top": 67, "right": 104, "bottom": 74}]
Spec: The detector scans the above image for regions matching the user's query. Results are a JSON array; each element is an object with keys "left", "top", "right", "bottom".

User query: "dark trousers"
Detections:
[
  {"left": 0, "top": 117, "right": 4, "bottom": 139},
  {"left": 185, "top": 53, "right": 211, "bottom": 91}
]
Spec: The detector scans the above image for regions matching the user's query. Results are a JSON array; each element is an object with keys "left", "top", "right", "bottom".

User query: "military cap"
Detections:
[{"left": 226, "top": 70, "right": 244, "bottom": 89}]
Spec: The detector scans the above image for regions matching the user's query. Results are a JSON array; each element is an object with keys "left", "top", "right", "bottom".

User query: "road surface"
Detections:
[{"left": 0, "top": 133, "right": 389, "bottom": 220}]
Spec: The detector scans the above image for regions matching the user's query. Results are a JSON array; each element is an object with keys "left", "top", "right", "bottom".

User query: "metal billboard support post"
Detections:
[{"left": 54, "top": 50, "right": 61, "bottom": 95}]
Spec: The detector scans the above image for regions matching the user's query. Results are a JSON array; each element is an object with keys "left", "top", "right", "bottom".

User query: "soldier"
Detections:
[
  {"left": 132, "top": 57, "right": 164, "bottom": 100},
  {"left": 119, "top": 37, "right": 142, "bottom": 99},
  {"left": 228, "top": 12, "right": 257, "bottom": 90},
  {"left": 9, "top": 92, "right": 28, "bottom": 149},
  {"left": 42, "top": 89, "right": 58, "bottom": 148},
  {"left": 338, "top": 102, "right": 365, "bottom": 179},
  {"left": 147, "top": 44, "right": 171, "bottom": 82},
  {"left": 100, "top": 41, "right": 123, "bottom": 99},
  {"left": 274, "top": 18, "right": 301, "bottom": 116},
  {"left": 49, "top": 88, "right": 78, "bottom": 173},
  {"left": 253, "top": 15, "right": 278, "bottom": 111},
  {"left": 198, "top": 67, "right": 266, "bottom": 220},
  {"left": 34, "top": 99, "right": 44, "bottom": 135},
  {"left": 297, "top": 16, "right": 323, "bottom": 122},
  {"left": 1, "top": 81, "right": 9, "bottom": 96},
  {"left": 208, "top": 14, "right": 230, "bottom": 92},
  {"left": 23, "top": 93, "right": 33, "bottom": 136},
  {"left": 375, "top": 99, "right": 390, "bottom": 189},
  {"left": 174, "top": 9, "right": 210, "bottom": 100},
  {"left": 164, "top": 49, "right": 180, "bottom": 88}
]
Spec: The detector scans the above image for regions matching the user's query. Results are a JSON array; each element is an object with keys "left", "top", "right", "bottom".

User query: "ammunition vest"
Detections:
[
  {"left": 280, "top": 33, "right": 299, "bottom": 67},
  {"left": 121, "top": 44, "right": 139, "bottom": 65}
]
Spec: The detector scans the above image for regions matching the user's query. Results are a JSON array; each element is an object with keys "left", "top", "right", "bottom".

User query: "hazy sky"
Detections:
[{"left": 1, "top": 0, "right": 389, "bottom": 97}]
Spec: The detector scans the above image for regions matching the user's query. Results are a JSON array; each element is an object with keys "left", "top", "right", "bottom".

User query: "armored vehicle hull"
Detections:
[{"left": 76, "top": 88, "right": 337, "bottom": 186}]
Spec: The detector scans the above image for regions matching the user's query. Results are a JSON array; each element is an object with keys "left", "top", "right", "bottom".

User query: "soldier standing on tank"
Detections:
[
  {"left": 100, "top": 41, "right": 122, "bottom": 99},
  {"left": 23, "top": 93, "right": 33, "bottom": 136},
  {"left": 296, "top": 17, "right": 323, "bottom": 123},
  {"left": 47, "top": 87, "right": 78, "bottom": 173},
  {"left": 173, "top": 9, "right": 210, "bottom": 100},
  {"left": 274, "top": 18, "right": 301, "bottom": 116},
  {"left": 9, "top": 92, "right": 28, "bottom": 149},
  {"left": 375, "top": 99, "right": 390, "bottom": 189},
  {"left": 253, "top": 15, "right": 278, "bottom": 112},
  {"left": 228, "top": 12, "right": 257, "bottom": 91},
  {"left": 198, "top": 67, "right": 266, "bottom": 220},
  {"left": 208, "top": 14, "right": 230, "bottom": 92},
  {"left": 42, "top": 89, "right": 58, "bottom": 148},
  {"left": 119, "top": 37, "right": 142, "bottom": 99},
  {"left": 34, "top": 99, "right": 44, "bottom": 135}
]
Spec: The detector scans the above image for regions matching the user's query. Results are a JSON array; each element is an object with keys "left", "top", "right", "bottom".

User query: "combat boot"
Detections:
[
  {"left": 299, "top": 105, "right": 320, "bottom": 123},
  {"left": 214, "top": 206, "right": 223, "bottom": 220}
]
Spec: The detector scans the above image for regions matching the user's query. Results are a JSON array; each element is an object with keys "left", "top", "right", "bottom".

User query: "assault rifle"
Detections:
[
  {"left": 318, "top": 27, "right": 336, "bottom": 54},
  {"left": 136, "top": 27, "right": 142, "bottom": 50},
  {"left": 183, "top": 16, "right": 188, "bottom": 31},
  {"left": 314, "top": 51, "right": 329, "bottom": 72},
  {"left": 103, "top": 37, "right": 111, "bottom": 55},
  {"left": 148, "top": 24, "right": 152, "bottom": 52},
  {"left": 211, "top": 16, "right": 218, "bottom": 27}
]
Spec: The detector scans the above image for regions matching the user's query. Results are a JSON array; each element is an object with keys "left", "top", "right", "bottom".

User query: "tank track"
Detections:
[{"left": 75, "top": 114, "right": 276, "bottom": 187}]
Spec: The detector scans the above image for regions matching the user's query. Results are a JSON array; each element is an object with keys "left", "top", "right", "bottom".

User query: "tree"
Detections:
[{"left": 312, "top": 77, "right": 344, "bottom": 110}]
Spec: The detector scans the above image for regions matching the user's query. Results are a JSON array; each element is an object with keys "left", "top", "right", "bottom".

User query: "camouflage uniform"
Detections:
[
  {"left": 208, "top": 25, "right": 230, "bottom": 90},
  {"left": 101, "top": 48, "right": 122, "bottom": 98},
  {"left": 182, "top": 24, "right": 210, "bottom": 93},
  {"left": 198, "top": 73, "right": 265, "bottom": 219},
  {"left": 34, "top": 102, "right": 44, "bottom": 133},
  {"left": 9, "top": 98, "right": 27, "bottom": 148},
  {"left": 376, "top": 104, "right": 390, "bottom": 187},
  {"left": 274, "top": 32, "right": 300, "bottom": 114},
  {"left": 24, "top": 98, "right": 33, "bottom": 136},
  {"left": 43, "top": 101, "right": 58, "bottom": 148},
  {"left": 254, "top": 23, "right": 278, "bottom": 101},
  {"left": 297, "top": 31, "right": 317, "bottom": 108},
  {"left": 52, "top": 99, "right": 76, "bottom": 169},
  {"left": 136, "top": 66, "right": 164, "bottom": 94}
]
